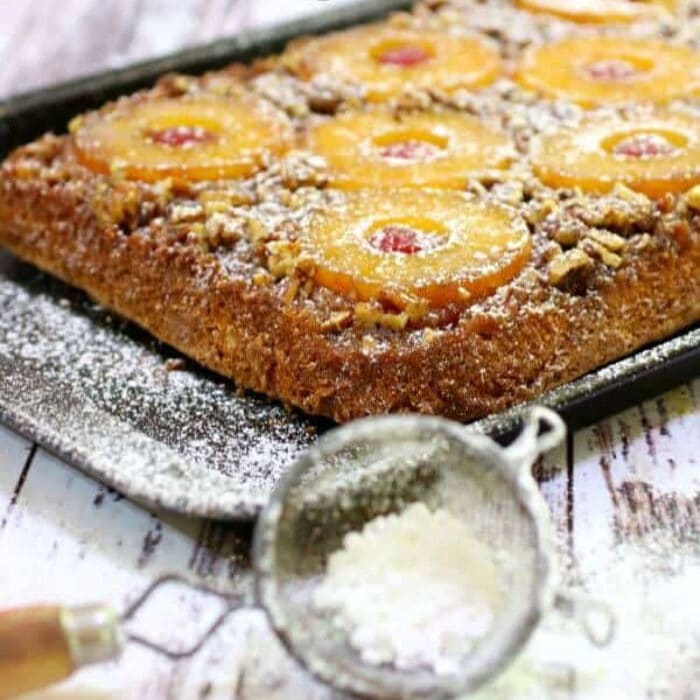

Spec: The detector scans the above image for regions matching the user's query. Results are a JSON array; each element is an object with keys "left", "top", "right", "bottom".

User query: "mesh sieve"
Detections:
[{"left": 253, "top": 408, "right": 611, "bottom": 698}]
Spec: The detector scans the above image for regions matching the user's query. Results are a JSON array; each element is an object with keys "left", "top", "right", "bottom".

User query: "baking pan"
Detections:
[{"left": 0, "top": 1, "right": 698, "bottom": 520}]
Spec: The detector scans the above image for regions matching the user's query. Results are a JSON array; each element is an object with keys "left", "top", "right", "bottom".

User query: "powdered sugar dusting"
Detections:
[
  {"left": 313, "top": 502, "right": 502, "bottom": 675},
  {"left": 0, "top": 252, "right": 321, "bottom": 518}
]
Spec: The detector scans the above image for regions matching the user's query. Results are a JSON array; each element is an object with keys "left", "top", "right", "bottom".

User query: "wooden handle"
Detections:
[{"left": 0, "top": 605, "right": 74, "bottom": 698}]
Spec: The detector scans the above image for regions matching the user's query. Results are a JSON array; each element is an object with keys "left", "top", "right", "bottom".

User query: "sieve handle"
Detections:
[
  {"left": 503, "top": 407, "right": 566, "bottom": 471},
  {"left": 0, "top": 603, "right": 123, "bottom": 698},
  {"left": 554, "top": 589, "right": 616, "bottom": 647}
]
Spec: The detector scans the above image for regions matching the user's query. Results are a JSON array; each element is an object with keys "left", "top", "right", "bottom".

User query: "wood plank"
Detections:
[
  {"left": 567, "top": 380, "right": 700, "bottom": 698},
  {"left": 0, "top": 0, "right": 361, "bottom": 99},
  {"left": 0, "top": 423, "right": 36, "bottom": 528}
]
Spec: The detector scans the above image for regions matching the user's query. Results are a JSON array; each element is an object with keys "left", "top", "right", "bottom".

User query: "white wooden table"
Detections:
[{"left": 1, "top": 2, "right": 699, "bottom": 698}]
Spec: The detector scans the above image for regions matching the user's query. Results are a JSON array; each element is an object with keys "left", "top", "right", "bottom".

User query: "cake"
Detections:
[{"left": 1, "top": 0, "right": 699, "bottom": 422}]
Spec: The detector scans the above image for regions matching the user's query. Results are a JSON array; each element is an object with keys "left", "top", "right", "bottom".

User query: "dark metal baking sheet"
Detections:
[{"left": 1, "top": 1, "right": 699, "bottom": 520}]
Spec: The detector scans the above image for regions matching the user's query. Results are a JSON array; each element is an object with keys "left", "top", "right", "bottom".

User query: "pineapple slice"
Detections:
[
  {"left": 515, "top": 37, "right": 700, "bottom": 107},
  {"left": 72, "top": 94, "right": 293, "bottom": 183},
  {"left": 305, "top": 110, "right": 514, "bottom": 189},
  {"left": 531, "top": 109, "right": 700, "bottom": 196},
  {"left": 304, "top": 189, "right": 531, "bottom": 308},
  {"left": 516, "top": 0, "right": 673, "bottom": 24},
  {"left": 284, "top": 23, "right": 501, "bottom": 102}
]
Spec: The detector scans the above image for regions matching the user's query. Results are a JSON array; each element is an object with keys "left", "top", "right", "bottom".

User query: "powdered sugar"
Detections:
[
  {"left": 0, "top": 252, "right": 320, "bottom": 517},
  {"left": 312, "top": 502, "right": 502, "bottom": 675}
]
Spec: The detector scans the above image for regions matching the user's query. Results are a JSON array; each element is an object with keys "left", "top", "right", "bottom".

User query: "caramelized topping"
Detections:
[
  {"left": 302, "top": 190, "right": 531, "bottom": 309},
  {"left": 305, "top": 110, "right": 513, "bottom": 189},
  {"left": 515, "top": 38, "right": 700, "bottom": 106},
  {"left": 72, "top": 94, "right": 293, "bottom": 183},
  {"left": 531, "top": 110, "right": 700, "bottom": 196},
  {"left": 285, "top": 23, "right": 501, "bottom": 101},
  {"left": 517, "top": 0, "right": 671, "bottom": 24}
]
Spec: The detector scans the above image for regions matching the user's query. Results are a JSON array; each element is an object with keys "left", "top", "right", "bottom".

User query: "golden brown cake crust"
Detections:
[
  {"left": 2, "top": 134, "right": 699, "bottom": 422},
  {"left": 2, "top": 4, "right": 700, "bottom": 423}
]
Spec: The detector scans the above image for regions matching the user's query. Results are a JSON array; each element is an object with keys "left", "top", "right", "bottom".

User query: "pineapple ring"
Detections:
[
  {"left": 304, "top": 110, "right": 515, "bottom": 189},
  {"left": 285, "top": 23, "right": 501, "bottom": 102},
  {"left": 304, "top": 190, "right": 531, "bottom": 308},
  {"left": 515, "top": 37, "right": 700, "bottom": 107},
  {"left": 516, "top": 0, "right": 672, "bottom": 24},
  {"left": 531, "top": 110, "right": 700, "bottom": 196},
  {"left": 72, "top": 94, "right": 293, "bottom": 182}
]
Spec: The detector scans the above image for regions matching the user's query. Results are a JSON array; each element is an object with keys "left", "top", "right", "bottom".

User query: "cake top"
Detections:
[{"left": 5, "top": 0, "right": 700, "bottom": 346}]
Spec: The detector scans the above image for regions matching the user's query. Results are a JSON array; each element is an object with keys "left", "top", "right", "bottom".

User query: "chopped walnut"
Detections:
[
  {"left": 168, "top": 200, "right": 205, "bottom": 224},
  {"left": 248, "top": 218, "right": 271, "bottom": 244},
  {"left": 266, "top": 239, "right": 301, "bottom": 278},
  {"left": 548, "top": 247, "right": 594, "bottom": 288},
  {"left": 580, "top": 238, "right": 623, "bottom": 269},
  {"left": 376, "top": 288, "right": 429, "bottom": 319},
  {"left": 280, "top": 152, "right": 329, "bottom": 189},
  {"left": 491, "top": 180, "right": 524, "bottom": 207},
  {"left": 571, "top": 186, "right": 654, "bottom": 235},
  {"left": 354, "top": 303, "right": 409, "bottom": 331},
  {"left": 198, "top": 188, "right": 256, "bottom": 212},
  {"left": 525, "top": 198, "right": 558, "bottom": 226},
  {"left": 684, "top": 184, "right": 700, "bottom": 211},
  {"left": 252, "top": 270, "right": 273, "bottom": 287},
  {"left": 395, "top": 87, "right": 434, "bottom": 112},
  {"left": 282, "top": 278, "right": 300, "bottom": 304},
  {"left": 422, "top": 327, "right": 443, "bottom": 345},
  {"left": 361, "top": 334, "right": 379, "bottom": 355},
  {"left": 203, "top": 213, "right": 244, "bottom": 247},
  {"left": 585, "top": 229, "right": 628, "bottom": 253},
  {"left": 633, "top": 233, "right": 652, "bottom": 250},
  {"left": 251, "top": 73, "right": 310, "bottom": 118},
  {"left": 542, "top": 241, "right": 563, "bottom": 262},
  {"left": 541, "top": 211, "right": 588, "bottom": 247},
  {"left": 320, "top": 311, "right": 352, "bottom": 331}
]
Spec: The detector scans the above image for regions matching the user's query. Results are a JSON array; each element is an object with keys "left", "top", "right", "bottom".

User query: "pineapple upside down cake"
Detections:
[{"left": 1, "top": 0, "right": 699, "bottom": 422}]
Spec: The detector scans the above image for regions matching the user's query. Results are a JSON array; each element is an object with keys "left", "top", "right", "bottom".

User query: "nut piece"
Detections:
[
  {"left": 320, "top": 310, "right": 352, "bottom": 331},
  {"left": 548, "top": 247, "right": 594, "bottom": 288},
  {"left": 204, "top": 213, "right": 244, "bottom": 247},
  {"left": 685, "top": 184, "right": 700, "bottom": 211},
  {"left": 585, "top": 229, "right": 628, "bottom": 253},
  {"left": 542, "top": 212, "right": 587, "bottom": 247},
  {"left": 354, "top": 303, "right": 409, "bottom": 330},
  {"left": 266, "top": 239, "right": 301, "bottom": 278},
  {"left": 580, "top": 238, "right": 622, "bottom": 269}
]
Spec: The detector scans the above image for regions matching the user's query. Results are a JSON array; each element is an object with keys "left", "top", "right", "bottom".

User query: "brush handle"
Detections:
[{"left": 0, "top": 604, "right": 123, "bottom": 698}]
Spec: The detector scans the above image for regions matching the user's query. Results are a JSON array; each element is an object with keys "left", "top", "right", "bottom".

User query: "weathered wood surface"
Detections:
[{"left": 0, "top": 2, "right": 699, "bottom": 698}]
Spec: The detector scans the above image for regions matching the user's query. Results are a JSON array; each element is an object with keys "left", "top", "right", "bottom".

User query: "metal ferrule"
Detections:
[{"left": 59, "top": 604, "right": 124, "bottom": 668}]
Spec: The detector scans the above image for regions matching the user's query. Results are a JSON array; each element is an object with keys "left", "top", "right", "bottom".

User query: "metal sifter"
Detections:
[
  {"left": 255, "top": 406, "right": 614, "bottom": 698},
  {"left": 0, "top": 407, "right": 613, "bottom": 699}
]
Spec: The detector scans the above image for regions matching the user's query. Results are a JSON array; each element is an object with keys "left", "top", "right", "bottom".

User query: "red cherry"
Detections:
[
  {"left": 147, "top": 125, "right": 215, "bottom": 148},
  {"left": 613, "top": 133, "right": 675, "bottom": 158},
  {"left": 377, "top": 45, "right": 430, "bottom": 67},
  {"left": 379, "top": 140, "right": 441, "bottom": 161},
  {"left": 585, "top": 59, "right": 638, "bottom": 81},
  {"left": 369, "top": 225, "right": 425, "bottom": 254}
]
